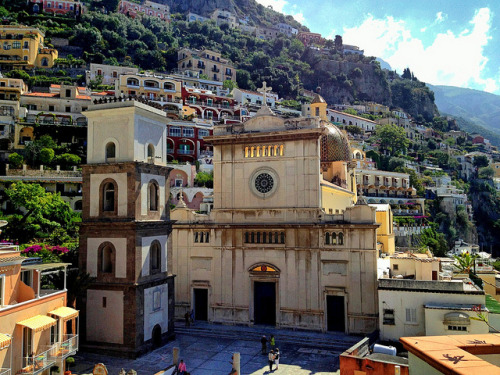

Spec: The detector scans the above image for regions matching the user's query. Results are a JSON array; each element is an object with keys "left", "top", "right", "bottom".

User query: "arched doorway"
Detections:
[
  {"left": 152, "top": 324, "right": 162, "bottom": 348},
  {"left": 249, "top": 263, "right": 280, "bottom": 326}
]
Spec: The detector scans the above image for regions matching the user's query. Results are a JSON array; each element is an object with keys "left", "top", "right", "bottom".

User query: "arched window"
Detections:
[
  {"left": 245, "top": 147, "right": 249, "bottom": 158},
  {"left": 101, "top": 245, "right": 113, "bottom": 273},
  {"left": 103, "top": 182, "right": 116, "bottom": 212},
  {"left": 105, "top": 142, "right": 116, "bottom": 161},
  {"left": 279, "top": 145, "right": 284, "bottom": 156},
  {"left": 41, "top": 58, "right": 48, "bottom": 67},
  {"left": 194, "top": 232, "right": 199, "bottom": 243},
  {"left": 127, "top": 78, "right": 139, "bottom": 86},
  {"left": 147, "top": 144, "right": 155, "bottom": 163},
  {"left": 274, "top": 145, "right": 278, "bottom": 156},
  {"left": 280, "top": 232, "right": 285, "bottom": 244},
  {"left": 244, "top": 232, "right": 249, "bottom": 243},
  {"left": 256, "top": 146, "right": 260, "bottom": 157},
  {"left": 149, "top": 181, "right": 159, "bottom": 211},
  {"left": 251, "top": 232, "right": 255, "bottom": 243},
  {"left": 274, "top": 232, "right": 279, "bottom": 244},
  {"left": 338, "top": 232, "right": 344, "bottom": 245},
  {"left": 150, "top": 241, "right": 161, "bottom": 273},
  {"left": 205, "top": 232, "right": 210, "bottom": 243},
  {"left": 332, "top": 232, "right": 337, "bottom": 245},
  {"left": 263, "top": 232, "right": 267, "bottom": 243},
  {"left": 74, "top": 200, "right": 82, "bottom": 211},
  {"left": 257, "top": 232, "right": 261, "bottom": 243},
  {"left": 325, "top": 232, "right": 330, "bottom": 245},
  {"left": 268, "top": 145, "right": 273, "bottom": 156}
]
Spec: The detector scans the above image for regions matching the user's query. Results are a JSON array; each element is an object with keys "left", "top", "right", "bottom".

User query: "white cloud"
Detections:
[
  {"left": 254, "top": 0, "right": 288, "bottom": 13},
  {"left": 435, "top": 11, "right": 447, "bottom": 23},
  {"left": 290, "top": 11, "right": 305, "bottom": 24},
  {"left": 342, "top": 8, "right": 499, "bottom": 93}
]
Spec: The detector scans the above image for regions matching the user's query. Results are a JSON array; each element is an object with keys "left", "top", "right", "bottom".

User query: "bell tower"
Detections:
[{"left": 79, "top": 99, "right": 175, "bottom": 358}]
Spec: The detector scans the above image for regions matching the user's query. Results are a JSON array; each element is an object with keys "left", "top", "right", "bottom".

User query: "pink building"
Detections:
[
  {"left": 29, "top": 0, "right": 84, "bottom": 16},
  {"left": 118, "top": 0, "right": 170, "bottom": 22}
]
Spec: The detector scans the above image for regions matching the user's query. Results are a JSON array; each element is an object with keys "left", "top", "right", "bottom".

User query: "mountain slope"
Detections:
[{"left": 428, "top": 84, "right": 500, "bottom": 133}]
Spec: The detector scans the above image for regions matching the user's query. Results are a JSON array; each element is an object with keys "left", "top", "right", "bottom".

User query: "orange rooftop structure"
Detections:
[{"left": 401, "top": 333, "right": 500, "bottom": 374}]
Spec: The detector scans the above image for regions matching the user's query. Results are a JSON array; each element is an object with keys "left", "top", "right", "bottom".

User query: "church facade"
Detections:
[
  {"left": 79, "top": 99, "right": 175, "bottom": 358},
  {"left": 171, "top": 95, "right": 380, "bottom": 333}
]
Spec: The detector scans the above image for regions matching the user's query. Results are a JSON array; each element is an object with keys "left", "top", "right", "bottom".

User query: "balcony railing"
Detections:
[
  {"left": 177, "top": 149, "right": 195, "bottom": 155},
  {"left": 0, "top": 368, "right": 10, "bottom": 375},
  {"left": 187, "top": 100, "right": 235, "bottom": 110},
  {"left": 22, "top": 345, "right": 57, "bottom": 375},
  {"left": 56, "top": 334, "right": 78, "bottom": 359}
]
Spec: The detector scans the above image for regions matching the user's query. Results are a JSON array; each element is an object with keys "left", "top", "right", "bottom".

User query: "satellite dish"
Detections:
[{"left": 0, "top": 220, "right": 7, "bottom": 228}]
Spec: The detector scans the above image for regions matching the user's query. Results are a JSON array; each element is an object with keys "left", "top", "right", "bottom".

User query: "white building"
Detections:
[
  {"left": 275, "top": 23, "right": 298, "bottom": 37},
  {"left": 231, "top": 88, "right": 278, "bottom": 108},
  {"left": 327, "top": 109, "right": 376, "bottom": 131},
  {"left": 379, "top": 278, "right": 487, "bottom": 342},
  {"left": 86, "top": 63, "right": 139, "bottom": 86},
  {"left": 186, "top": 12, "right": 208, "bottom": 23},
  {"left": 211, "top": 9, "right": 238, "bottom": 28}
]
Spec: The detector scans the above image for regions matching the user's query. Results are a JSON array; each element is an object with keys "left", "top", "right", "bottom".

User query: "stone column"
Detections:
[
  {"left": 173, "top": 347, "right": 179, "bottom": 366},
  {"left": 233, "top": 352, "right": 240, "bottom": 374}
]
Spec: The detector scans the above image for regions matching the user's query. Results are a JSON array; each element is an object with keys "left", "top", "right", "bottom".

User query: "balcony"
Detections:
[
  {"left": 22, "top": 345, "right": 58, "bottom": 375},
  {"left": 167, "top": 147, "right": 174, "bottom": 154},
  {"left": 55, "top": 334, "right": 78, "bottom": 359},
  {"left": 212, "top": 67, "right": 220, "bottom": 73},
  {"left": 177, "top": 149, "right": 195, "bottom": 155},
  {"left": 187, "top": 100, "right": 235, "bottom": 110},
  {"left": 0, "top": 368, "right": 10, "bottom": 375}
]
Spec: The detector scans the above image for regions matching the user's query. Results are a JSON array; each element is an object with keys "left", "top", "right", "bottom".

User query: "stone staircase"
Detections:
[{"left": 174, "top": 321, "right": 362, "bottom": 353}]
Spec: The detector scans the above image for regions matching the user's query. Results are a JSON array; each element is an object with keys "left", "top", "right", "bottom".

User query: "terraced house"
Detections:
[{"left": 177, "top": 48, "right": 236, "bottom": 83}]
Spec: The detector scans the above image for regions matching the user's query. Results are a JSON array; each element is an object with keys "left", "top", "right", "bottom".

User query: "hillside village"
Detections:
[{"left": 0, "top": 1, "right": 499, "bottom": 374}]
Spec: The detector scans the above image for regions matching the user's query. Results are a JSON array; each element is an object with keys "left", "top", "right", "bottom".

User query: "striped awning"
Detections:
[
  {"left": 0, "top": 333, "right": 11, "bottom": 350},
  {"left": 17, "top": 315, "right": 57, "bottom": 332},
  {"left": 49, "top": 306, "right": 79, "bottom": 321}
]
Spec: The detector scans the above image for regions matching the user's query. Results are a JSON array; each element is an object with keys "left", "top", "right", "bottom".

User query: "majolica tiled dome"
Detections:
[{"left": 320, "top": 124, "right": 352, "bottom": 163}]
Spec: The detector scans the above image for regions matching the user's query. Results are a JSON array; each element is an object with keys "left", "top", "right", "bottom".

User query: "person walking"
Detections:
[
  {"left": 260, "top": 335, "right": 267, "bottom": 354},
  {"left": 268, "top": 350, "right": 275, "bottom": 372},
  {"left": 178, "top": 359, "right": 187, "bottom": 375},
  {"left": 190, "top": 309, "right": 195, "bottom": 325},
  {"left": 274, "top": 348, "right": 280, "bottom": 370},
  {"left": 270, "top": 335, "right": 276, "bottom": 351},
  {"left": 184, "top": 311, "right": 190, "bottom": 327}
]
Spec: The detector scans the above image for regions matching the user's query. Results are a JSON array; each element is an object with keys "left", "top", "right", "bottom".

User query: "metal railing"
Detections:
[
  {"left": 0, "top": 368, "right": 11, "bottom": 375},
  {"left": 22, "top": 345, "right": 57, "bottom": 375},
  {"left": 56, "top": 334, "right": 78, "bottom": 359},
  {"left": 177, "top": 149, "right": 195, "bottom": 155}
]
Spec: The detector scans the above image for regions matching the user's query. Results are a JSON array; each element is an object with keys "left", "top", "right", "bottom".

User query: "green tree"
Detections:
[
  {"left": 375, "top": 124, "right": 409, "bottom": 156},
  {"left": 194, "top": 171, "right": 213, "bottom": 188},
  {"left": 3, "top": 182, "right": 79, "bottom": 242},
  {"left": 453, "top": 252, "right": 479, "bottom": 274},
  {"left": 223, "top": 79, "right": 238, "bottom": 91},
  {"left": 473, "top": 155, "right": 489, "bottom": 169},
  {"left": 4, "top": 69, "right": 30, "bottom": 81},
  {"left": 53, "top": 154, "right": 81, "bottom": 170},
  {"left": 8, "top": 153, "right": 23, "bottom": 169},
  {"left": 478, "top": 166, "right": 494, "bottom": 179},
  {"left": 420, "top": 227, "right": 448, "bottom": 257},
  {"left": 39, "top": 148, "right": 55, "bottom": 165}
]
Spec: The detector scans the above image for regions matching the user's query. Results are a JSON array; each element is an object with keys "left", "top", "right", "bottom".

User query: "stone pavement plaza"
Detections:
[{"left": 72, "top": 322, "right": 361, "bottom": 375}]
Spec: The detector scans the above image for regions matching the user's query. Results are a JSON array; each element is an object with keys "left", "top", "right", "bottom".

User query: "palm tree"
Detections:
[{"left": 453, "top": 252, "right": 479, "bottom": 274}]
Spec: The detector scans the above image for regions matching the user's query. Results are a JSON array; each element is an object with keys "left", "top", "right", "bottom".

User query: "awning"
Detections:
[
  {"left": 17, "top": 315, "right": 57, "bottom": 332},
  {"left": 49, "top": 306, "right": 79, "bottom": 321},
  {"left": 21, "top": 262, "right": 70, "bottom": 271},
  {"left": 0, "top": 333, "right": 11, "bottom": 350}
]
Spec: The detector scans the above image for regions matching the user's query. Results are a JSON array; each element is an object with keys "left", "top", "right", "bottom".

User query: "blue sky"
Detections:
[{"left": 255, "top": 0, "right": 500, "bottom": 95}]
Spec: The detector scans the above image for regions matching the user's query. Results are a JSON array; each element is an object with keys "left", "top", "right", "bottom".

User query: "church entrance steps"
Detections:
[{"left": 174, "top": 321, "right": 361, "bottom": 352}]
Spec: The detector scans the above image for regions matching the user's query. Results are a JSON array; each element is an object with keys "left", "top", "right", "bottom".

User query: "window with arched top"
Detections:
[
  {"left": 150, "top": 241, "right": 161, "bottom": 274},
  {"left": 338, "top": 232, "right": 344, "bottom": 245},
  {"left": 325, "top": 232, "right": 330, "bottom": 245},
  {"left": 74, "top": 200, "right": 82, "bottom": 211},
  {"left": 331, "top": 232, "right": 337, "bottom": 245},
  {"left": 149, "top": 181, "right": 159, "bottom": 211},
  {"left": 105, "top": 142, "right": 116, "bottom": 161},
  {"left": 101, "top": 245, "right": 113, "bottom": 273},
  {"left": 280, "top": 232, "right": 285, "bottom": 244},
  {"left": 147, "top": 144, "right": 155, "bottom": 163},
  {"left": 102, "top": 181, "right": 116, "bottom": 212}
]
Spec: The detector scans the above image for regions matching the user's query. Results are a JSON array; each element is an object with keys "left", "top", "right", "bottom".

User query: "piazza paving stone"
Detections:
[{"left": 72, "top": 322, "right": 358, "bottom": 374}]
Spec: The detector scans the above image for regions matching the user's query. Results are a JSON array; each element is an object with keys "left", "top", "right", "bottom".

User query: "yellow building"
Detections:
[
  {"left": 365, "top": 102, "right": 389, "bottom": 115},
  {"left": 0, "top": 25, "right": 58, "bottom": 69},
  {"left": 369, "top": 204, "right": 395, "bottom": 255},
  {"left": 0, "top": 243, "right": 79, "bottom": 374},
  {"left": 171, "top": 93, "right": 380, "bottom": 334},
  {"left": 177, "top": 48, "right": 237, "bottom": 82},
  {"left": 115, "top": 73, "right": 183, "bottom": 112},
  {"left": 492, "top": 162, "right": 500, "bottom": 178}
]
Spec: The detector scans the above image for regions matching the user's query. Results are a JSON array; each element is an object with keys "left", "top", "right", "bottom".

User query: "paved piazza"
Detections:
[{"left": 72, "top": 323, "right": 360, "bottom": 374}]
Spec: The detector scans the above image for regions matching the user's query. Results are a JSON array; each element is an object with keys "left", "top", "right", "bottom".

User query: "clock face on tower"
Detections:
[
  {"left": 250, "top": 168, "right": 279, "bottom": 198},
  {"left": 254, "top": 172, "right": 274, "bottom": 193}
]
